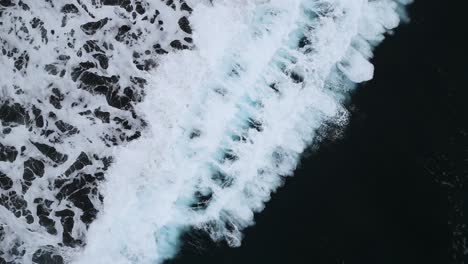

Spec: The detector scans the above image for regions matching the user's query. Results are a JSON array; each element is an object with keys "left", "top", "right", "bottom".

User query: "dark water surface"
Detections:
[{"left": 168, "top": 1, "right": 468, "bottom": 263}]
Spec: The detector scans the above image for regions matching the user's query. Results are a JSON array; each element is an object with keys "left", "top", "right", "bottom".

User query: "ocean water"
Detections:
[
  {"left": 0, "top": 0, "right": 411, "bottom": 263},
  {"left": 168, "top": 1, "right": 468, "bottom": 263}
]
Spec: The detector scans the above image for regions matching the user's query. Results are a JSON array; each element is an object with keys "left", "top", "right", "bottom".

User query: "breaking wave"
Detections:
[
  {"left": 77, "top": 0, "right": 410, "bottom": 263},
  {"left": 0, "top": 0, "right": 410, "bottom": 263}
]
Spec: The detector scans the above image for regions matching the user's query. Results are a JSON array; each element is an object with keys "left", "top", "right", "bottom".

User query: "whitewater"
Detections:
[{"left": 0, "top": 0, "right": 410, "bottom": 263}]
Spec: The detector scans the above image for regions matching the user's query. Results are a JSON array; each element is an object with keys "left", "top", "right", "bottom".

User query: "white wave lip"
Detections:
[{"left": 74, "top": 0, "right": 410, "bottom": 263}]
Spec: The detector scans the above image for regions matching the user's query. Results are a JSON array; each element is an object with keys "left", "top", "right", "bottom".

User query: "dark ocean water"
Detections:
[{"left": 167, "top": 1, "right": 468, "bottom": 264}]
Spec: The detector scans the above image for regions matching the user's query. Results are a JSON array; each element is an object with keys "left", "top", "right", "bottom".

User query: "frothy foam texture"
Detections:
[
  {"left": 0, "top": 0, "right": 410, "bottom": 263},
  {"left": 76, "top": 0, "right": 410, "bottom": 263}
]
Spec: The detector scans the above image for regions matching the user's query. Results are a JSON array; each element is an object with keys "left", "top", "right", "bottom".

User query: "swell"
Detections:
[{"left": 73, "top": 0, "right": 410, "bottom": 263}]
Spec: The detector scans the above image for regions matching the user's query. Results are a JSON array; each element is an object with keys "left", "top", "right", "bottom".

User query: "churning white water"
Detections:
[
  {"left": 0, "top": 0, "right": 410, "bottom": 263},
  {"left": 73, "top": 0, "right": 410, "bottom": 263}
]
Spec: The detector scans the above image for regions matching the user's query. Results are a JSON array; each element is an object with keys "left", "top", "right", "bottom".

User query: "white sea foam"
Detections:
[{"left": 72, "top": 0, "right": 410, "bottom": 263}]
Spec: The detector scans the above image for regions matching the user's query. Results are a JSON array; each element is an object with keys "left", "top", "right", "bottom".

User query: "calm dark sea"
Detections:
[{"left": 167, "top": 1, "right": 468, "bottom": 263}]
